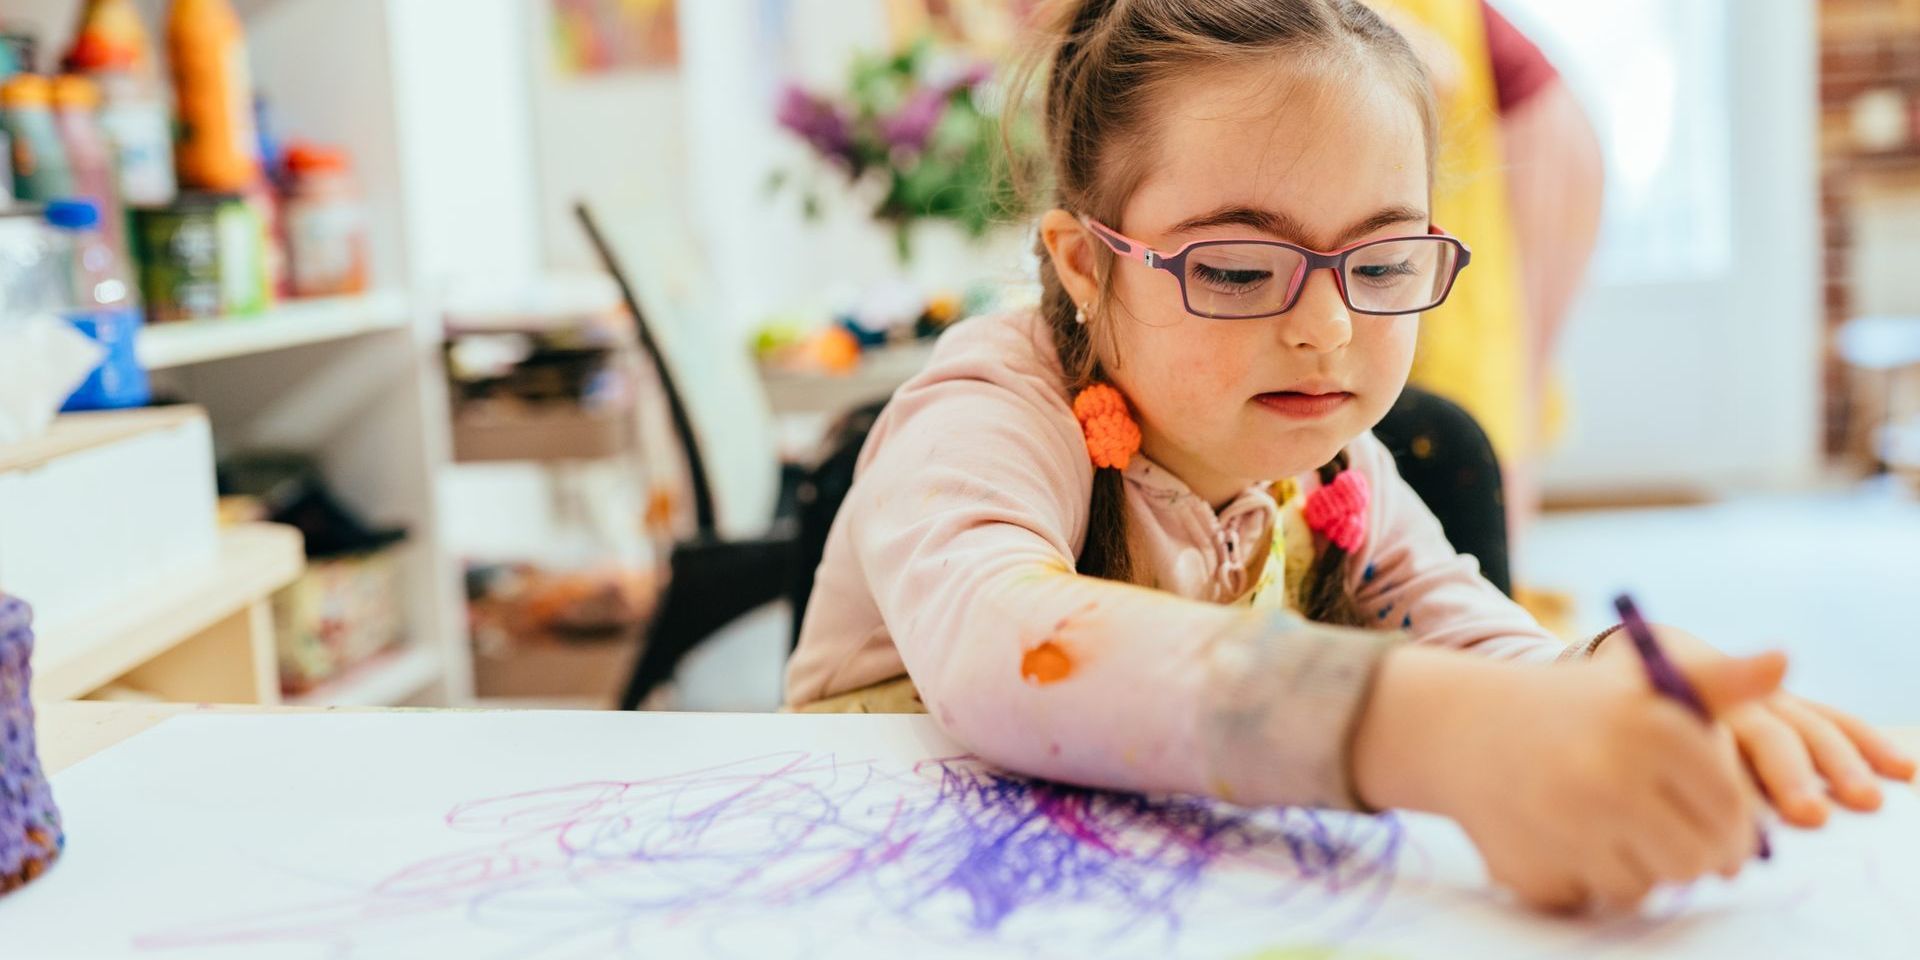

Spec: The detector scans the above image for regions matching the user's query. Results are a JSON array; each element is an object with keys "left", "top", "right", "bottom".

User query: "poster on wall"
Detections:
[
  {"left": 551, "top": 0, "right": 679, "bottom": 75},
  {"left": 883, "top": 0, "right": 1043, "bottom": 57}
]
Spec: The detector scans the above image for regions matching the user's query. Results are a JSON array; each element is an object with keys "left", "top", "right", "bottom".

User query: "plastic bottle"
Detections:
[
  {"left": 65, "top": 0, "right": 178, "bottom": 206},
  {"left": 283, "top": 142, "right": 369, "bottom": 297},
  {"left": 46, "top": 199, "right": 148, "bottom": 411},
  {"left": 0, "top": 31, "right": 36, "bottom": 79},
  {"left": 0, "top": 75, "right": 76, "bottom": 203},
  {"left": 63, "top": 0, "right": 157, "bottom": 75},
  {"left": 50, "top": 75, "right": 130, "bottom": 262},
  {"left": 169, "top": 0, "right": 260, "bottom": 192}
]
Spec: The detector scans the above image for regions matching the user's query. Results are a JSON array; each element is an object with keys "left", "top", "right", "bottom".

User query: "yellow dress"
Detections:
[{"left": 1366, "top": 0, "right": 1532, "bottom": 463}]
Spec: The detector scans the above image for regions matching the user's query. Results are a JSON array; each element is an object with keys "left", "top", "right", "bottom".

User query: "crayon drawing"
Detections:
[{"left": 5, "top": 712, "right": 1917, "bottom": 959}]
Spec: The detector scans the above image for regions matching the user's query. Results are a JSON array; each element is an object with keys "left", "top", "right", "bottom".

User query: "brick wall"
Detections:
[{"left": 1819, "top": 0, "right": 1920, "bottom": 456}]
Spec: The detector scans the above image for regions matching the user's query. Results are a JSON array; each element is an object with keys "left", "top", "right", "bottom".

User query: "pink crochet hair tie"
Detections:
[{"left": 1304, "top": 469, "right": 1370, "bottom": 553}]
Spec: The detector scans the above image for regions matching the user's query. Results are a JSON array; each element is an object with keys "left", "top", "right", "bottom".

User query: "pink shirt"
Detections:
[{"left": 786, "top": 307, "right": 1572, "bottom": 808}]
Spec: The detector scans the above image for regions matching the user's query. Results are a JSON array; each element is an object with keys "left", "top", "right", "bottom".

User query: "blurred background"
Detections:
[{"left": 0, "top": 0, "right": 1913, "bottom": 724}]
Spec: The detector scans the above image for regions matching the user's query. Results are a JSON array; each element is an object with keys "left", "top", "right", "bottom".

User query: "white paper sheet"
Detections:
[{"left": 3, "top": 711, "right": 1916, "bottom": 958}]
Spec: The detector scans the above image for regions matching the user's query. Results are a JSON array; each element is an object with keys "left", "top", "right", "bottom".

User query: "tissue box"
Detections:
[{"left": 0, "top": 407, "right": 220, "bottom": 644}]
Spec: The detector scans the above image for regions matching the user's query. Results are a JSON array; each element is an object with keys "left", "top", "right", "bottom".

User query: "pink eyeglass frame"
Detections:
[{"left": 1081, "top": 216, "right": 1472, "bottom": 319}]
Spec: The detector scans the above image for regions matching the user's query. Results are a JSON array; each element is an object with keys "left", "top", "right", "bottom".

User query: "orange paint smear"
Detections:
[{"left": 1020, "top": 641, "right": 1075, "bottom": 685}]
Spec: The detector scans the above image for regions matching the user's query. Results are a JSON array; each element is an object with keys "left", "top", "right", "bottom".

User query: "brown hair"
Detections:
[{"left": 1010, "top": 0, "right": 1438, "bottom": 623}]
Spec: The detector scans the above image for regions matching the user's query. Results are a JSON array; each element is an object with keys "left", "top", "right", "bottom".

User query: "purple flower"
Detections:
[
  {"left": 777, "top": 85, "right": 857, "bottom": 169},
  {"left": 880, "top": 87, "right": 949, "bottom": 153},
  {"left": 952, "top": 60, "right": 993, "bottom": 91}
]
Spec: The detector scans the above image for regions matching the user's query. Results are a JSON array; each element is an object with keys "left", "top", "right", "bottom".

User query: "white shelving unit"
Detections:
[
  {"left": 13, "top": 0, "right": 552, "bottom": 707},
  {"left": 137, "top": 291, "right": 412, "bottom": 371},
  {"left": 285, "top": 643, "right": 442, "bottom": 708}
]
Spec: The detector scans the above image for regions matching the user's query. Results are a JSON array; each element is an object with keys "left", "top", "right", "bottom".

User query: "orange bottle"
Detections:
[
  {"left": 64, "top": 0, "right": 157, "bottom": 75},
  {"left": 168, "top": 0, "right": 259, "bottom": 191}
]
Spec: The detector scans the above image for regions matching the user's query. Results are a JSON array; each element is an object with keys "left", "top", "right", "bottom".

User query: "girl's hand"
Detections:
[
  {"left": 1354, "top": 645, "right": 1781, "bottom": 913},
  {"left": 1598, "top": 627, "right": 1918, "bottom": 826}
]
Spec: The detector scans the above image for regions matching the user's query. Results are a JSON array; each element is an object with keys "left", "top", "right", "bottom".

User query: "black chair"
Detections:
[
  {"left": 1372, "top": 386, "right": 1513, "bottom": 596},
  {"left": 577, "top": 203, "right": 803, "bottom": 710},
  {"left": 786, "top": 399, "right": 889, "bottom": 646}
]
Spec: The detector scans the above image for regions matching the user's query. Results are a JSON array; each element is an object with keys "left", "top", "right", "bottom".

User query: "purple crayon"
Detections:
[{"left": 1614, "top": 594, "right": 1773, "bottom": 862}]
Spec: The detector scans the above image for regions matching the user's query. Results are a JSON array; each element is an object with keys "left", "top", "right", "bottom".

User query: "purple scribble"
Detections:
[{"left": 133, "top": 752, "right": 1406, "bottom": 956}]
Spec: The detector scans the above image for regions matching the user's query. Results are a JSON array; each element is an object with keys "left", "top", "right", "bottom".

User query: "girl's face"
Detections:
[{"left": 1045, "top": 61, "right": 1431, "bottom": 506}]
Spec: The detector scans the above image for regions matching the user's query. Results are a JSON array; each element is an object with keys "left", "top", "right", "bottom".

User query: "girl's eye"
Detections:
[
  {"left": 1350, "top": 260, "right": 1419, "bottom": 285},
  {"left": 1190, "top": 262, "right": 1273, "bottom": 293}
]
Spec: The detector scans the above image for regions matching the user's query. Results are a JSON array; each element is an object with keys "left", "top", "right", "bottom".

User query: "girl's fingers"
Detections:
[
  {"left": 1632, "top": 791, "right": 1721, "bottom": 884},
  {"left": 1658, "top": 721, "right": 1758, "bottom": 875},
  {"left": 1588, "top": 842, "right": 1657, "bottom": 911},
  {"left": 1773, "top": 697, "right": 1884, "bottom": 812},
  {"left": 1804, "top": 699, "right": 1918, "bottom": 783},
  {"left": 1658, "top": 780, "right": 1748, "bottom": 879},
  {"left": 1492, "top": 857, "right": 1585, "bottom": 914},
  {"left": 1730, "top": 708, "right": 1828, "bottom": 827}
]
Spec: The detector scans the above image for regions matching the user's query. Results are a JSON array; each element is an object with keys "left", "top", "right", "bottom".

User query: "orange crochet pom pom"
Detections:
[{"left": 1072, "top": 383, "right": 1141, "bottom": 470}]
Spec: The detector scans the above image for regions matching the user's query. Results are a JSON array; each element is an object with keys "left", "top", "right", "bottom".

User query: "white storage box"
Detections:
[{"left": 0, "top": 407, "right": 220, "bottom": 646}]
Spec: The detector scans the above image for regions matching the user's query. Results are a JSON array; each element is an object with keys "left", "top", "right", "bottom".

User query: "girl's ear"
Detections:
[{"left": 1040, "top": 208, "right": 1102, "bottom": 311}]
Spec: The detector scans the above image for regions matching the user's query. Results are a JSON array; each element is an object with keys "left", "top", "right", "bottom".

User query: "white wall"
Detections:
[
  {"left": 525, "top": 0, "right": 686, "bottom": 271},
  {"left": 385, "top": 0, "right": 544, "bottom": 294},
  {"left": 1529, "top": 1, "right": 1823, "bottom": 493}
]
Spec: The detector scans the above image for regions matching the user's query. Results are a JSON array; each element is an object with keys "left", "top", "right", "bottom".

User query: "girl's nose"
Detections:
[{"left": 1279, "top": 268, "right": 1353, "bottom": 353}]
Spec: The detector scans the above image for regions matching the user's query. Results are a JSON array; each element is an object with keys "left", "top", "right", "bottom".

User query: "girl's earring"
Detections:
[{"left": 1075, "top": 302, "right": 1090, "bottom": 325}]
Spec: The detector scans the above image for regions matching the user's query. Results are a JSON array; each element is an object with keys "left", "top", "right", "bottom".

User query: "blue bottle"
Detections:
[{"left": 48, "top": 198, "right": 149, "bottom": 411}]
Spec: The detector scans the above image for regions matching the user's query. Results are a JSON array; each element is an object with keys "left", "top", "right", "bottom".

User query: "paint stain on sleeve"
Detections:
[{"left": 1020, "top": 641, "right": 1075, "bottom": 685}]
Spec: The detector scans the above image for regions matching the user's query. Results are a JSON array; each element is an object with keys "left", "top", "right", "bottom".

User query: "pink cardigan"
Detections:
[{"left": 786, "top": 307, "right": 1571, "bottom": 808}]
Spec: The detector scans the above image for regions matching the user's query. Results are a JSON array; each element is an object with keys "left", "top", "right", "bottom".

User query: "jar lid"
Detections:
[
  {"left": 0, "top": 74, "right": 52, "bottom": 108},
  {"left": 45, "top": 199, "right": 102, "bottom": 230},
  {"left": 284, "top": 141, "right": 351, "bottom": 175},
  {"left": 51, "top": 74, "right": 101, "bottom": 110}
]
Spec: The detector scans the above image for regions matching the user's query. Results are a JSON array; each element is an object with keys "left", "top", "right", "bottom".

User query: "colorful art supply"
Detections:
[
  {"left": 0, "top": 74, "right": 76, "bottom": 202},
  {"left": 168, "top": 0, "right": 260, "bottom": 192},
  {"left": 0, "top": 595, "right": 63, "bottom": 895},
  {"left": 0, "top": 31, "right": 34, "bottom": 78},
  {"left": 45, "top": 198, "right": 147, "bottom": 411},
  {"left": 1614, "top": 594, "right": 1774, "bottom": 861},
  {"left": 50, "top": 75, "right": 129, "bottom": 260},
  {"left": 132, "top": 192, "right": 270, "bottom": 323},
  {"left": 6, "top": 711, "right": 1919, "bottom": 956},
  {"left": 63, "top": 0, "right": 157, "bottom": 74},
  {"left": 65, "top": 0, "right": 178, "bottom": 207},
  {"left": 97, "top": 73, "right": 176, "bottom": 207},
  {"left": 281, "top": 141, "right": 368, "bottom": 297}
]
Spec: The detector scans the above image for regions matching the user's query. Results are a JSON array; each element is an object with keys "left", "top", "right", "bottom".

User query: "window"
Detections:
[{"left": 1495, "top": 0, "right": 1733, "bottom": 284}]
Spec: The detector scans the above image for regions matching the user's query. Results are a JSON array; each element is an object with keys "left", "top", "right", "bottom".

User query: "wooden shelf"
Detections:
[
  {"left": 287, "top": 644, "right": 442, "bottom": 707},
  {"left": 759, "top": 340, "right": 938, "bottom": 416},
  {"left": 32, "top": 523, "right": 306, "bottom": 702},
  {"left": 0, "top": 406, "right": 206, "bottom": 474},
  {"left": 137, "top": 291, "right": 412, "bottom": 370}
]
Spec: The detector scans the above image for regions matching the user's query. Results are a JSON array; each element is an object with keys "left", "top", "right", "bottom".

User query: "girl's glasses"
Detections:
[{"left": 1083, "top": 217, "right": 1471, "bottom": 320}]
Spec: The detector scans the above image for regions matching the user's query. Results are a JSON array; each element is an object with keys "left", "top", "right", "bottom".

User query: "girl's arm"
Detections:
[
  {"left": 852, "top": 371, "right": 1395, "bottom": 810},
  {"left": 853, "top": 352, "right": 1789, "bottom": 912}
]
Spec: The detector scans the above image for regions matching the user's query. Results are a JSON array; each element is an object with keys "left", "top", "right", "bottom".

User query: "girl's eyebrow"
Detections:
[{"left": 1167, "top": 204, "right": 1429, "bottom": 248}]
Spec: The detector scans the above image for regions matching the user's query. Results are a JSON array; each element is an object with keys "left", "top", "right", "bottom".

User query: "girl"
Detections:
[{"left": 785, "top": 0, "right": 1915, "bottom": 912}]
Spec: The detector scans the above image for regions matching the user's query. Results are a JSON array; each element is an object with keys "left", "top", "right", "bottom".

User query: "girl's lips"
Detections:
[{"left": 1253, "top": 391, "right": 1353, "bottom": 419}]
